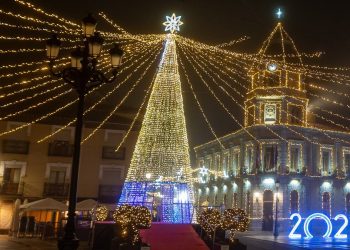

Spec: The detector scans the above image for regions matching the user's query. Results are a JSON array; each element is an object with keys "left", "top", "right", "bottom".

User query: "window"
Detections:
[
  {"left": 288, "top": 72, "right": 301, "bottom": 89},
  {"left": 290, "top": 147, "right": 300, "bottom": 172},
  {"left": 322, "top": 151, "right": 331, "bottom": 175},
  {"left": 48, "top": 140, "right": 73, "bottom": 157},
  {"left": 101, "top": 168, "right": 122, "bottom": 184},
  {"left": 3, "top": 168, "right": 20, "bottom": 184},
  {"left": 322, "top": 192, "right": 331, "bottom": 216},
  {"left": 2, "top": 167, "right": 21, "bottom": 195},
  {"left": 264, "top": 145, "right": 278, "bottom": 172},
  {"left": 264, "top": 71, "right": 280, "bottom": 87},
  {"left": 288, "top": 105, "right": 303, "bottom": 125},
  {"left": 49, "top": 167, "right": 66, "bottom": 184},
  {"left": 290, "top": 190, "right": 299, "bottom": 214},
  {"left": 2, "top": 140, "right": 29, "bottom": 154},
  {"left": 346, "top": 193, "right": 350, "bottom": 216}
]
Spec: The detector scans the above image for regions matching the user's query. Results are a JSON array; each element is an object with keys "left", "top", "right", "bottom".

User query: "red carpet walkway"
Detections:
[{"left": 140, "top": 223, "right": 209, "bottom": 250}]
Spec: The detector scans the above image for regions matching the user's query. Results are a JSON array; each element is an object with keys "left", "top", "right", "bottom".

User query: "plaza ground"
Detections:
[{"left": 0, "top": 231, "right": 350, "bottom": 250}]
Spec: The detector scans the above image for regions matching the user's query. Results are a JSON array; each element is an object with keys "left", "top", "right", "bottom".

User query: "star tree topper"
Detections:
[{"left": 163, "top": 13, "right": 183, "bottom": 33}]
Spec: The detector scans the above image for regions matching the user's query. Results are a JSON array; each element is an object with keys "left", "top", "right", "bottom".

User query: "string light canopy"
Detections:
[{"left": 0, "top": 1, "right": 349, "bottom": 228}]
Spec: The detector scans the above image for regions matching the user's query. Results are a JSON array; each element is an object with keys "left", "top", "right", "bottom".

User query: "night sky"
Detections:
[{"left": 2, "top": 0, "right": 350, "bottom": 157}]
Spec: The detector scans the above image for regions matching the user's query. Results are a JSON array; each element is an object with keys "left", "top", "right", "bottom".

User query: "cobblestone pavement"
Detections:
[{"left": 0, "top": 235, "right": 90, "bottom": 250}]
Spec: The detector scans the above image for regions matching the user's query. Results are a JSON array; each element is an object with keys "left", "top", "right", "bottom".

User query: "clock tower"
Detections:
[{"left": 244, "top": 23, "right": 308, "bottom": 127}]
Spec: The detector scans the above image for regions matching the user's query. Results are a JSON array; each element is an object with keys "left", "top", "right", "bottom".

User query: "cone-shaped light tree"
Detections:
[{"left": 119, "top": 15, "right": 194, "bottom": 223}]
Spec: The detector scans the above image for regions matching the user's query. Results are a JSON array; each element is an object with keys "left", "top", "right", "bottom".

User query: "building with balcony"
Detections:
[
  {"left": 0, "top": 121, "right": 137, "bottom": 232},
  {"left": 193, "top": 23, "right": 350, "bottom": 232}
]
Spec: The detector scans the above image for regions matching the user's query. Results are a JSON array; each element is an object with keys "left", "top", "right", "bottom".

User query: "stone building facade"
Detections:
[{"left": 193, "top": 23, "right": 350, "bottom": 232}]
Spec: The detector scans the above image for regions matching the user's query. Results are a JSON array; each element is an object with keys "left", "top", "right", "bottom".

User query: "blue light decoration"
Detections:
[
  {"left": 303, "top": 213, "right": 332, "bottom": 239},
  {"left": 118, "top": 181, "right": 193, "bottom": 223},
  {"left": 288, "top": 212, "right": 349, "bottom": 240},
  {"left": 288, "top": 213, "right": 302, "bottom": 239},
  {"left": 334, "top": 214, "right": 349, "bottom": 239}
]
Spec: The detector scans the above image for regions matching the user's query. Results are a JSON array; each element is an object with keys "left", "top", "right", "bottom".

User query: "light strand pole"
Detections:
[
  {"left": 46, "top": 14, "right": 123, "bottom": 250},
  {"left": 274, "top": 180, "right": 280, "bottom": 238}
]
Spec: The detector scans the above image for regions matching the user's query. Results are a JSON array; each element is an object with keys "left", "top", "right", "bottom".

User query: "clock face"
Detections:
[
  {"left": 264, "top": 104, "right": 277, "bottom": 124},
  {"left": 267, "top": 63, "right": 277, "bottom": 72}
]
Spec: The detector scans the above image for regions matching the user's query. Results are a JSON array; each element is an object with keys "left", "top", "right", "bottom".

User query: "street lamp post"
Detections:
[
  {"left": 46, "top": 14, "right": 123, "bottom": 250},
  {"left": 273, "top": 180, "right": 280, "bottom": 238}
]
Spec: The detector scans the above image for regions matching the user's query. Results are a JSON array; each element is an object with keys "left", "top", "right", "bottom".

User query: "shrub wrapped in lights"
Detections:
[
  {"left": 221, "top": 208, "right": 249, "bottom": 242},
  {"left": 197, "top": 208, "right": 221, "bottom": 239},
  {"left": 113, "top": 204, "right": 151, "bottom": 245},
  {"left": 94, "top": 205, "right": 109, "bottom": 221}
]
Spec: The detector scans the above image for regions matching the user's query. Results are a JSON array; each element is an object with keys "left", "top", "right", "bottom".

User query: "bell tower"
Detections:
[{"left": 245, "top": 23, "right": 308, "bottom": 127}]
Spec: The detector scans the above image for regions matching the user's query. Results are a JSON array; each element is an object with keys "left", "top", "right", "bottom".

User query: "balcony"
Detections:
[
  {"left": 48, "top": 140, "right": 73, "bottom": 157},
  {"left": 2, "top": 140, "right": 29, "bottom": 154},
  {"left": 0, "top": 182, "right": 24, "bottom": 196},
  {"left": 43, "top": 183, "right": 69, "bottom": 197},
  {"left": 102, "top": 146, "right": 125, "bottom": 160},
  {"left": 98, "top": 185, "right": 122, "bottom": 203}
]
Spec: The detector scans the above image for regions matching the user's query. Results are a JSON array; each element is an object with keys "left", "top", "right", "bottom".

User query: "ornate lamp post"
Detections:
[
  {"left": 274, "top": 180, "right": 280, "bottom": 238},
  {"left": 46, "top": 14, "right": 123, "bottom": 250}
]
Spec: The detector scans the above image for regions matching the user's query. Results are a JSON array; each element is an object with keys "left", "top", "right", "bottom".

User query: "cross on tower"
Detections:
[{"left": 276, "top": 8, "right": 283, "bottom": 19}]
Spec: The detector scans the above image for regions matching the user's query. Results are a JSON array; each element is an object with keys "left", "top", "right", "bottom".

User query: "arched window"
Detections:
[
  {"left": 322, "top": 192, "right": 331, "bottom": 216},
  {"left": 290, "top": 190, "right": 299, "bottom": 214},
  {"left": 232, "top": 193, "right": 238, "bottom": 208},
  {"left": 346, "top": 193, "right": 350, "bottom": 216}
]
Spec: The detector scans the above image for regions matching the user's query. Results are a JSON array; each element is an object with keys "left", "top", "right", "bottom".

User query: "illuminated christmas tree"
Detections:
[{"left": 119, "top": 14, "right": 194, "bottom": 223}]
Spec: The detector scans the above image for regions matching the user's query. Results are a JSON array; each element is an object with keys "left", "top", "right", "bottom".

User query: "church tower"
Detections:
[{"left": 245, "top": 23, "right": 308, "bottom": 127}]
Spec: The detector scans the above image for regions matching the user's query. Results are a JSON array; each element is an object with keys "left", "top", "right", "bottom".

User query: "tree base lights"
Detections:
[{"left": 119, "top": 182, "right": 193, "bottom": 223}]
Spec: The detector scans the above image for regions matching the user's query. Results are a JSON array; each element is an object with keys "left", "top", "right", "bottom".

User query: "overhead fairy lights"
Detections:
[
  {"left": 178, "top": 52, "right": 225, "bottom": 150},
  {"left": 81, "top": 46, "right": 161, "bottom": 143},
  {"left": 0, "top": 0, "right": 349, "bottom": 207},
  {"left": 37, "top": 42, "right": 162, "bottom": 143},
  {"left": 163, "top": 14, "right": 183, "bottom": 34}
]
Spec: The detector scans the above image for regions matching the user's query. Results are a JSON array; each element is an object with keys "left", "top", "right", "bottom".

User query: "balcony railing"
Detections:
[
  {"left": 43, "top": 183, "right": 69, "bottom": 197},
  {"left": 98, "top": 185, "right": 122, "bottom": 203},
  {"left": 0, "top": 182, "right": 24, "bottom": 195},
  {"left": 48, "top": 140, "right": 73, "bottom": 157},
  {"left": 2, "top": 140, "right": 29, "bottom": 154}
]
